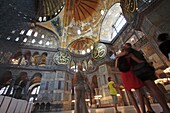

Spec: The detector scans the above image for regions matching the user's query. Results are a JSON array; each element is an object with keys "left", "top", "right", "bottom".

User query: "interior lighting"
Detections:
[
  {"left": 82, "top": 50, "right": 86, "bottom": 54},
  {"left": 85, "top": 99, "right": 90, "bottom": 102},
  {"left": 94, "top": 95, "right": 102, "bottom": 99},
  {"left": 163, "top": 67, "right": 170, "bottom": 73},
  {"left": 87, "top": 48, "right": 90, "bottom": 53},
  {"left": 38, "top": 17, "right": 42, "bottom": 22},
  {"left": 122, "top": 89, "right": 125, "bottom": 91},
  {"left": 117, "top": 94, "right": 120, "bottom": 96},
  {"left": 101, "top": 10, "right": 104, "bottom": 15},
  {"left": 77, "top": 29, "right": 81, "bottom": 35},
  {"left": 43, "top": 17, "right": 47, "bottom": 21},
  {"left": 91, "top": 46, "right": 94, "bottom": 49},
  {"left": 131, "top": 89, "right": 135, "bottom": 92}
]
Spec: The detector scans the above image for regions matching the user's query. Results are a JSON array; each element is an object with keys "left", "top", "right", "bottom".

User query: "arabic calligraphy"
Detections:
[
  {"left": 53, "top": 51, "right": 71, "bottom": 64},
  {"left": 120, "top": 0, "right": 138, "bottom": 22},
  {"left": 124, "top": 0, "right": 137, "bottom": 13},
  {"left": 93, "top": 43, "right": 107, "bottom": 59}
]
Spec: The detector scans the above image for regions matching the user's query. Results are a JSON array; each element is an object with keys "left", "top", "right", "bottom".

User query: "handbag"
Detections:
[{"left": 132, "top": 62, "right": 155, "bottom": 77}]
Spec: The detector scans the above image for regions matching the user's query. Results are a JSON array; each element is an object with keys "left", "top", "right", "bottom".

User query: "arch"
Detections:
[
  {"left": 33, "top": 103, "right": 40, "bottom": 112},
  {"left": 1, "top": 71, "right": 13, "bottom": 85},
  {"left": 39, "top": 52, "right": 48, "bottom": 66},
  {"left": 28, "top": 73, "right": 42, "bottom": 103},
  {"left": 40, "top": 102, "right": 45, "bottom": 111},
  {"left": 70, "top": 60, "right": 76, "bottom": 71},
  {"left": 20, "top": 50, "right": 31, "bottom": 65},
  {"left": 0, "top": 71, "right": 13, "bottom": 95},
  {"left": 31, "top": 52, "right": 40, "bottom": 65},
  {"left": 91, "top": 75, "right": 98, "bottom": 96},
  {"left": 46, "top": 102, "right": 50, "bottom": 111},
  {"left": 88, "top": 59, "right": 93, "bottom": 70},
  {"left": 13, "top": 72, "right": 28, "bottom": 99},
  {"left": 10, "top": 49, "right": 22, "bottom": 64},
  {"left": 30, "top": 73, "right": 42, "bottom": 85},
  {"left": 82, "top": 60, "right": 87, "bottom": 71}
]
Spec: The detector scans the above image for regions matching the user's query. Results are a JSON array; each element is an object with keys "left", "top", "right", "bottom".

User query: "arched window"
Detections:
[{"left": 100, "top": 3, "right": 127, "bottom": 43}]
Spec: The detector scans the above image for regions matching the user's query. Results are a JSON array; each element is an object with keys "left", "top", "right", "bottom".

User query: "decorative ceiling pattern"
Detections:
[
  {"left": 35, "top": 0, "right": 65, "bottom": 22},
  {"left": 68, "top": 37, "right": 95, "bottom": 55},
  {"left": 73, "top": 0, "right": 101, "bottom": 22}
]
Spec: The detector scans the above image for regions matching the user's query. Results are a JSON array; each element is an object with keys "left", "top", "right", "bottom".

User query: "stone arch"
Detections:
[
  {"left": 39, "top": 52, "right": 48, "bottom": 66},
  {"left": 46, "top": 102, "right": 50, "bottom": 111},
  {"left": 91, "top": 75, "right": 98, "bottom": 95},
  {"left": 33, "top": 103, "right": 40, "bottom": 112},
  {"left": 40, "top": 102, "right": 45, "bottom": 111},
  {"left": 21, "top": 50, "right": 31, "bottom": 65},
  {"left": 88, "top": 59, "right": 93, "bottom": 70},
  {"left": 0, "top": 71, "right": 13, "bottom": 95},
  {"left": 30, "top": 73, "right": 42, "bottom": 85},
  {"left": 28, "top": 73, "right": 42, "bottom": 102},
  {"left": 31, "top": 52, "right": 40, "bottom": 65},
  {"left": 1, "top": 71, "right": 13, "bottom": 85},
  {"left": 13, "top": 72, "right": 28, "bottom": 99},
  {"left": 10, "top": 49, "right": 22, "bottom": 64}
]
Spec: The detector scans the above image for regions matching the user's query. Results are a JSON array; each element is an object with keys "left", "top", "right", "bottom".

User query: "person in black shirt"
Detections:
[
  {"left": 123, "top": 43, "right": 170, "bottom": 113},
  {"left": 157, "top": 33, "right": 170, "bottom": 61}
]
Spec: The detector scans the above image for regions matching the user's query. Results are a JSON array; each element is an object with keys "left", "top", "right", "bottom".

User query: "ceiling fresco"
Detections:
[{"left": 0, "top": 0, "right": 142, "bottom": 56}]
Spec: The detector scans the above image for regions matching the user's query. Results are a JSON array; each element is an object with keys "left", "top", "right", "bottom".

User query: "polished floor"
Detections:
[{"left": 37, "top": 103, "right": 170, "bottom": 113}]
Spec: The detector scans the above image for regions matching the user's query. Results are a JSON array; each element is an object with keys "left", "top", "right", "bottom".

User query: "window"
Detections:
[{"left": 100, "top": 3, "right": 127, "bottom": 43}]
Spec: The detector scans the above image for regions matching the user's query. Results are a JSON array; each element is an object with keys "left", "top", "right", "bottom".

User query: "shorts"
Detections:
[
  {"left": 134, "top": 64, "right": 157, "bottom": 81},
  {"left": 137, "top": 71, "right": 157, "bottom": 81},
  {"left": 111, "top": 95, "right": 118, "bottom": 104}
]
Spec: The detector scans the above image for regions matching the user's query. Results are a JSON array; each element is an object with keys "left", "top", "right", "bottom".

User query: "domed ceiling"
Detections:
[
  {"left": 0, "top": 0, "right": 122, "bottom": 55},
  {"left": 68, "top": 37, "right": 95, "bottom": 55},
  {"left": 72, "top": 0, "right": 101, "bottom": 22}
]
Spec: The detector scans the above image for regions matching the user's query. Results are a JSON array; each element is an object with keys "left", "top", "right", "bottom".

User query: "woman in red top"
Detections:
[{"left": 115, "top": 47, "right": 145, "bottom": 113}]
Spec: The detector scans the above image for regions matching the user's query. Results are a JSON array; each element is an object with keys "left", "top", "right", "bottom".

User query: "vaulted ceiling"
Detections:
[{"left": 0, "top": 0, "right": 113, "bottom": 54}]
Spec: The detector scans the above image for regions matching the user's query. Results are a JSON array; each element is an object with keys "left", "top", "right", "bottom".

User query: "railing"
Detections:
[{"left": 0, "top": 95, "right": 33, "bottom": 113}]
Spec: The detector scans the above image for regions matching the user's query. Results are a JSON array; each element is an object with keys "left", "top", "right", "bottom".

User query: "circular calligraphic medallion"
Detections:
[
  {"left": 53, "top": 51, "right": 71, "bottom": 65},
  {"left": 120, "top": 0, "right": 138, "bottom": 22},
  {"left": 129, "top": 0, "right": 137, "bottom": 13},
  {"left": 93, "top": 43, "right": 107, "bottom": 60}
]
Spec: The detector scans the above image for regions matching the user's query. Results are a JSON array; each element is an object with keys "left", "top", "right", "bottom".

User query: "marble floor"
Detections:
[{"left": 36, "top": 103, "right": 170, "bottom": 113}]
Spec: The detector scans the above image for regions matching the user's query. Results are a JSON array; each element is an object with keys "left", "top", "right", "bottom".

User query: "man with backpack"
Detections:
[{"left": 123, "top": 43, "right": 170, "bottom": 113}]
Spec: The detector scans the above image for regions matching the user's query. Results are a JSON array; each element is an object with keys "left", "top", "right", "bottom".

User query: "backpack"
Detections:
[{"left": 117, "top": 56, "right": 130, "bottom": 72}]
